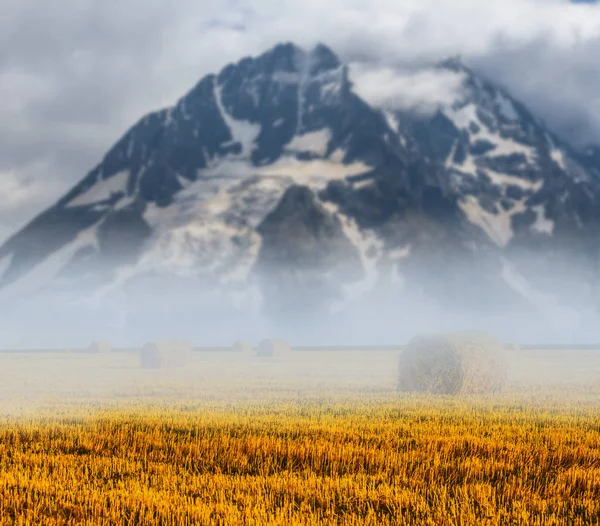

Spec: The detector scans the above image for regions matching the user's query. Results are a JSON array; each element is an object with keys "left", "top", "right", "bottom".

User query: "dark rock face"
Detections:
[
  {"left": 255, "top": 185, "right": 363, "bottom": 318},
  {"left": 96, "top": 204, "right": 152, "bottom": 266}
]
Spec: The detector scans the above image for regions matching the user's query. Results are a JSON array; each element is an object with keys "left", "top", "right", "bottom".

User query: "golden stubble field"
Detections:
[{"left": 0, "top": 348, "right": 599, "bottom": 525}]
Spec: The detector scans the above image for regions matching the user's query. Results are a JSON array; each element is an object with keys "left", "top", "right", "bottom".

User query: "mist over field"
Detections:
[
  {"left": 1, "top": 264, "right": 599, "bottom": 415},
  {"left": 0, "top": 275, "right": 597, "bottom": 350},
  {"left": 1, "top": 258, "right": 599, "bottom": 350},
  {"left": 1, "top": 337, "right": 599, "bottom": 421}
]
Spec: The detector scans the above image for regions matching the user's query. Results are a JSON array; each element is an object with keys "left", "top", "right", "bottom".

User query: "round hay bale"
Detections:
[
  {"left": 140, "top": 340, "right": 192, "bottom": 369},
  {"left": 232, "top": 340, "right": 253, "bottom": 353},
  {"left": 257, "top": 338, "right": 291, "bottom": 357},
  {"left": 397, "top": 332, "right": 508, "bottom": 395},
  {"left": 87, "top": 341, "right": 111, "bottom": 354}
]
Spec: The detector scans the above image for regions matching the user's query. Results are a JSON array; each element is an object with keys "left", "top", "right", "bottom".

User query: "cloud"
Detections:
[
  {"left": 1, "top": 0, "right": 599, "bottom": 241},
  {"left": 350, "top": 65, "right": 468, "bottom": 114},
  {"left": 469, "top": 36, "right": 600, "bottom": 145}
]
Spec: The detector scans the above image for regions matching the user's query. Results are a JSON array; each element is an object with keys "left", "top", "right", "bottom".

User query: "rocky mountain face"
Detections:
[{"left": 1, "top": 43, "right": 599, "bottom": 344}]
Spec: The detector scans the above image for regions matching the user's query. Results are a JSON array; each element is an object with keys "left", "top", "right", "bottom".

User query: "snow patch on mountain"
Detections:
[
  {"left": 480, "top": 132, "right": 537, "bottom": 163},
  {"left": 318, "top": 67, "right": 346, "bottom": 103},
  {"left": 445, "top": 103, "right": 478, "bottom": 129},
  {"left": 141, "top": 178, "right": 268, "bottom": 279},
  {"left": 214, "top": 84, "right": 261, "bottom": 159},
  {"left": 352, "top": 178, "right": 375, "bottom": 190},
  {"left": 447, "top": 150, "right": 476, "bottom": 174},
  {"left": 544, "top": 134, "right": 569, "bottom": 171},
  {"left": 323, "top": 201, "right": 383, "bottom": 312},
  {"left": 329, "top": 149, "right": 346, "bottom": 163},
  {"left": 485, "top": 170, "right": 543, "bottom": 191},
  {"left": 551, "top": 149, "right": 568, "bottom": 171},
  {"left": 259, "top": 156, "right": 371, "bottom": 187},
  {"left": 531, "top": 205, "right": 554, "bottom": 236},
  {"left": 286, "top": 129, "right": 331, "bottom": 156},
  {"left": 66, "top": 171, "right": 129, "bottom": 208},
  {"left": 384, "top": 111, "right": 400, "bottom": 135},
  {"left": 200, "top": 151, "right": 372, "bottom": 193},
  {"left": 459, "top": 195, "right": 526, "bottom": 247}
]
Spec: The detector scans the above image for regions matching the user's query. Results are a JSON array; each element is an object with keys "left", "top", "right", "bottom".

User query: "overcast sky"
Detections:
[{"left": 1, "top": 0, "right": 599, "bottom": 244}]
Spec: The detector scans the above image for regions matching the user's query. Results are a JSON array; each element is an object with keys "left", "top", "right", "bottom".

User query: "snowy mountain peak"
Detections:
[{"left": 2, "top": 42, "right": 600, "bottom": 345}]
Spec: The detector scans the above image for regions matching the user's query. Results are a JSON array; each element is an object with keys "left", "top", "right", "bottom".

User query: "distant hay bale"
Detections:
[
  {"left": 397, "top": 332, "right": 508, "bottom": 395},
  {"left": 87, "top": 341, "right": 111, "bottom": 354},
  {"left": 140, "top": 340, "right": 192, "bottom": 369},
  {"left": 257, "top": 338, "right": 291, "bottom": 357},
  {"left": 232, "top": 340, "right": 253, "bottom": 353}
]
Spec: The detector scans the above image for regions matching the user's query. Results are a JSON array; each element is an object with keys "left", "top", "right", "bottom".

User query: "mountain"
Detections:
[{"left": 1, "top": 42, "right": 599, "bottom": 345}]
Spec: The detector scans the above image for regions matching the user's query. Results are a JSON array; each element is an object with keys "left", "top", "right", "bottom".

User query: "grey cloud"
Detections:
[
  {"left": 470, "top": 35, "right": 600, "bottom": 146},
  {"left": 0, "top": 0, "right": 225, "bottom": 240}
]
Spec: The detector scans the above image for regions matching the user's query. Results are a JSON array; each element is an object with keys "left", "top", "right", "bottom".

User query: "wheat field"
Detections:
[{"left": 0, "top": 349, "right": 599, "bottom": 525}]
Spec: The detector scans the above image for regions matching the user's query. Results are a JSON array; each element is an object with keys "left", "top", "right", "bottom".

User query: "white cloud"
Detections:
[
  {"left": 0, "top": 0, "right": 599, "bottom": 242},
  {"left": 350, "top": 65, "right": 467, "bottom": 114}
]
